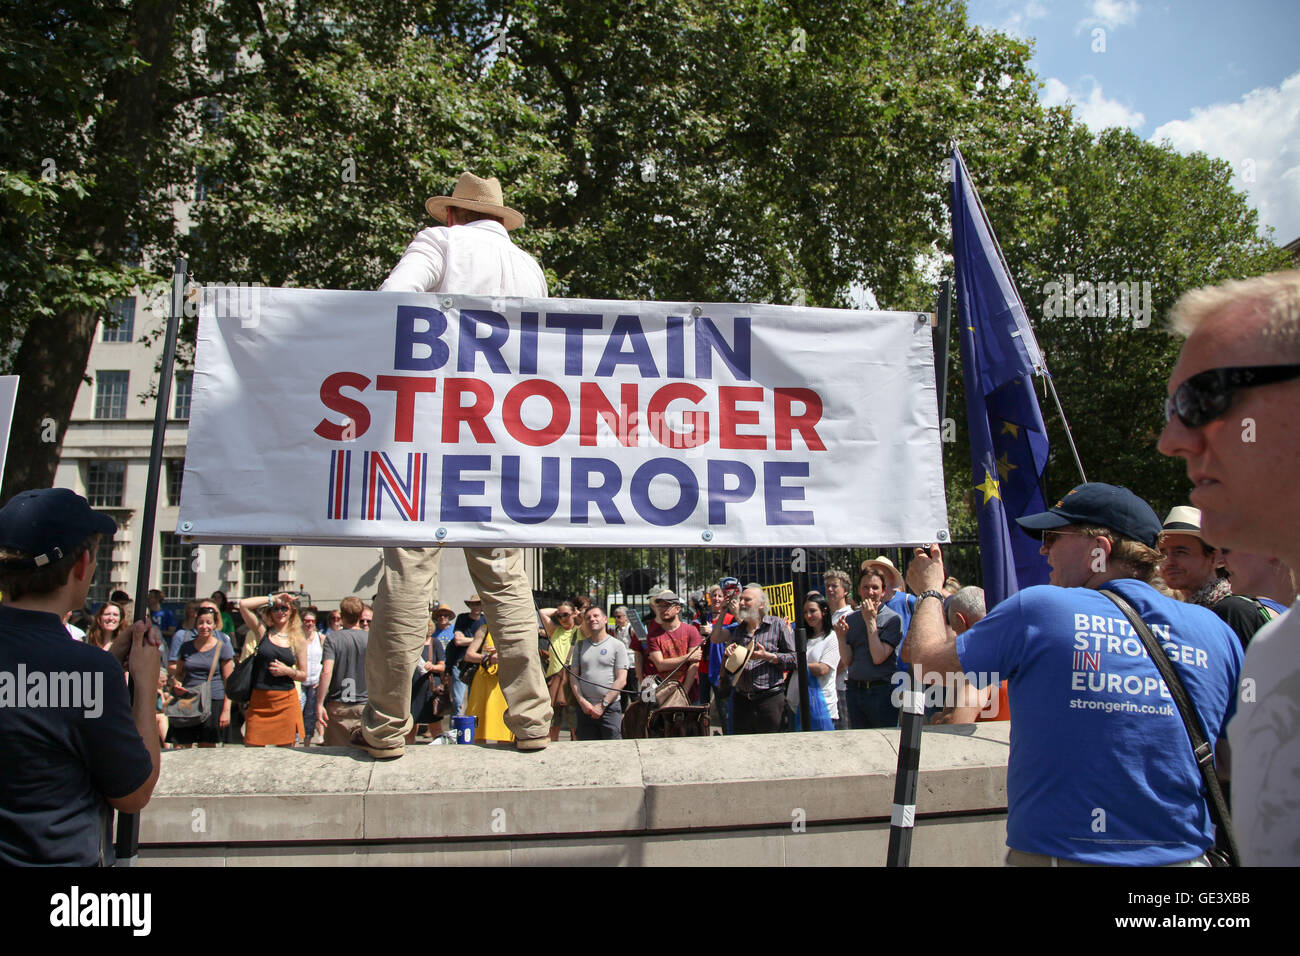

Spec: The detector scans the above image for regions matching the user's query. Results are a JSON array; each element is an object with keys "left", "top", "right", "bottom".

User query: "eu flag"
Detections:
[{"left": 949, "top": 146, "right": 1051, "bottom": 607}]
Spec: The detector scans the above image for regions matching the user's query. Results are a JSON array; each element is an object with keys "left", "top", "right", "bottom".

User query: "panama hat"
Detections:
[
  {"left": 1160, "top": 506, "right": 1206, "bottom": 543},
  {"left": 860, "top": 555, "right": 903, "bottom": 591},
  {"left": 425, "top": 172, "right": 525, "bottom": 231},
  {"left": 723, "top": 638, "right": 755, "bottom": 675}
]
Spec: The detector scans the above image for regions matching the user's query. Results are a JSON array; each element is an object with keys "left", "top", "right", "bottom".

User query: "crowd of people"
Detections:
[{"left": 1, "top": 168, "right": 1295, "bottom": 867}]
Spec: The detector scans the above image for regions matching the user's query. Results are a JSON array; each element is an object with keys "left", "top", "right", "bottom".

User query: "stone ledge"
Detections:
[{"left": 142, "top": 724, "right": 1009, "bottom": 850}]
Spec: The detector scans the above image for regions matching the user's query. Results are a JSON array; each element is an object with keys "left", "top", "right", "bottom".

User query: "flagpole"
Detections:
[
  {"left": 951, "top": 144, "right": 1088, "bottom": 485},
  {"left": 115, "top": 257, "right": 186, "bottom": 866}
]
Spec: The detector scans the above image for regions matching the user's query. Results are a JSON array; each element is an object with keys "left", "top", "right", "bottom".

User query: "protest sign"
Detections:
[{"left": 178, "top": 288, "right": 948, "bottom": 547}]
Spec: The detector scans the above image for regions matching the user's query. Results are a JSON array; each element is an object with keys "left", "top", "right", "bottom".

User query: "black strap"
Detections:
[{"left": 1099, "top": 589, "right": 1239, "bottom": 866}]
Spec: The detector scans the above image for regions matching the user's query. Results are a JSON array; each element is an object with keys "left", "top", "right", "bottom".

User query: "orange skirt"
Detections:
[{"left": 243, "top": 688, "right": 305, "bottom": 746}]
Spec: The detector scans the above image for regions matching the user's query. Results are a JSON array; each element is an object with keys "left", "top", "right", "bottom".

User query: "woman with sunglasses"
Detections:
[
  {"left": 237, "top": 592, "right": 309, "bottom": 746},
  {"left": 539, "top": 602, "right": 581, "bottom": 742},
  {"left": 171, "top": 607, "right": 234, "bottom": 748}
]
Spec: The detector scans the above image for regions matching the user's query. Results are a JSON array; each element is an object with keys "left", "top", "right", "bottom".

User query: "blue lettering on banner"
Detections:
[
  {"left": 440, "top": 455, "right": 491, "bottom": 522},
  {"left": 595, "top": 315, "right": 658, "bottom": 377},
  {"left": 458, "top": 310, "right": 511, "bottom": 374},
  {"left": 519, "top": 311, "right": 539, "bottom": 375},
  {"left": 694, "top": 317, "right": 751, "bottom": 381},
  {"left": 501, "top": 456, "right": 559, "bottom": 523},
  {"left": 546, "top": 313, "right": 604, "bottom": 375},
  {"left": 394, "top": 306, "right": 449, "bottom": 371},
  {"left": 630, "top": 458, "right": 699, "bottom": 526},
  {"left": 763, "top": 461, "right": 814, "bottom": 525},
  {"left": 570, "top": 458, "right": 624, "bottom": 524},
  {"left": 707, "top": 460, "right": 756, "bottom": 523}
]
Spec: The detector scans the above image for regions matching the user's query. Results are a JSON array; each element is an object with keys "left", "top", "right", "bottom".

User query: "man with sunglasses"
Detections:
[
  {"left": 1158, "top": 269, "right": 1300, "bottom": 865},
  {"left": 903, "top": 482, "right": 1242, "bottom": 866}
]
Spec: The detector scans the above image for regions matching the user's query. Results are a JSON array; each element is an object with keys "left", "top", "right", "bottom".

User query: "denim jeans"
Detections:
[{"left": 846, "top": 682, "right": 898, "bottom": 729}]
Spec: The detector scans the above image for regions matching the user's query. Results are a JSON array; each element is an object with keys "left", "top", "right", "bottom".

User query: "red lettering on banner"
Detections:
[
  {"left": 375, "top": 375, "right": 438, "bottom": 442},
  {"left": 718, "top": 386, "right": 766, "bottom": 449},
  {"left": 442, "top": 378, "right": 495, "bottom": 443},
  {"left": 315, "top": 371, "right": 372, "bottom": 440},
  {"left": 647, "top": 383, "right": 708, "bottom": 448},
  {"left": 503, "top": 380, "right": 570, "bottom": 447},
  {"left": 773, "top": 387, "right": 825, "bottom": 451},
  {"left": 579, "top": 382, "right": 640, "bottom": 446}
]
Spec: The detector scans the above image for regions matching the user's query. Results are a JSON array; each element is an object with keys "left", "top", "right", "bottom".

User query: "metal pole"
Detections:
[
  {"left": 935, "top": 279, "right": 953, "bottom": 425},
  {"left": 794, "top": 625, "right": 812, "bottom": 731},
  {"left": 1045, "top": 374, "right": 1088, "bottom": 485},
  {"left": 115, "top": 257, "right": 187, "bottom": 866},
  {"left": 887, "top": 671, "right": 925, "bottom": 866}
]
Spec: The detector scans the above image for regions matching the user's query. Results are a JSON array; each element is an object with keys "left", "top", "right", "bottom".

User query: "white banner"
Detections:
[{"left": 179, "top": 288, "right": 948, "bottom": 548}]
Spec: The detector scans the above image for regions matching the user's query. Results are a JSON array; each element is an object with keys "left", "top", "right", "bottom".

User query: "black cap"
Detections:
[
  {"left": 0, "top": 488, "right": 117, "bottom": 568},
  {"left": 1014, "top": 482, "right": 1162, "bottom": 548}
]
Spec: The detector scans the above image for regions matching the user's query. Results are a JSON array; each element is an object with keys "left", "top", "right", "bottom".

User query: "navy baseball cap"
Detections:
[
  {"left": 0, "top": 488, "right": 117, "bottom": 568},
  {"left": 1014, "top": 482, "right": 1162, "bottom": 548}
]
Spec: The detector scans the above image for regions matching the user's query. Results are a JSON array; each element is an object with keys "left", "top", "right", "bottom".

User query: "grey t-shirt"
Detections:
[
  {"left": 322, "top": 628, "right": 369, "bottom": 704},
  {"left": 573, "top": 635, "right": 630, "bottom": 704}
]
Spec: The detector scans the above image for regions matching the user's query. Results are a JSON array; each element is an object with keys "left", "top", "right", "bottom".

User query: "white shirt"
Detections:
[
  {"left": 379, "top": 220, "right": 547, "bottom": 297},
  {"left": 1228, "top": 601, "right": 1300, "bottom": 865},
  {"left": 806, "top": 632, "right": 841, "bottom": 719}
]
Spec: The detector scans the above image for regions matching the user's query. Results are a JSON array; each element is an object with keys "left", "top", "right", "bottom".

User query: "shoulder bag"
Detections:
[
  {"left": 165, "top": 641, "right": 221, "bottom": 728},
  {"left": 225, "top": 637, "right": 257, "bottom": 706},
  {"left": 1099, "top": 588, "right": 1239, "bottom": 866}
]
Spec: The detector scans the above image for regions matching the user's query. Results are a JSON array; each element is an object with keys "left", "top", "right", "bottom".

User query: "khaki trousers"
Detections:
[{"left": 362, "top": 546, "right": 552, "bottom": 749}]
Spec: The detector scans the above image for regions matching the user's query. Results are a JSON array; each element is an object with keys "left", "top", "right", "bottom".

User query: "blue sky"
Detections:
[{"left": 966, "top": 0, "right": 1300, "bottom": 243}]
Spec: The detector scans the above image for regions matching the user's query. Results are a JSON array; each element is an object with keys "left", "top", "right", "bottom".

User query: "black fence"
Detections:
[{"left": 533, "top": 539, "right": 983, "bottom": 617}]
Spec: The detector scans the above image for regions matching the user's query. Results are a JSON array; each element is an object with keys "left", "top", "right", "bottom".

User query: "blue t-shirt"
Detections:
[
  {"left": 0, "top": 605, "right": 154, "bottom": 866},
  {"left": 176, "top": 638, "right": 235, "bottom": 700},
  {"left": 1259, "top": 597, "right": 1288, "bottom": 616},
  {"left": 150, "top": 607, "right": 176, "bottom": 634},
  {"left": 956, "top": 579, "right": 1242, "bottom": 865},
  {"left": 433, "top": 625, "right": 455, "bottom": 659},
  {"left": 888, "top": 591, "right": 917, "bottom": 674}
]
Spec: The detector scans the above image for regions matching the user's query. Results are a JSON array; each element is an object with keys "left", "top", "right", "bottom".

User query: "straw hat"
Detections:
[
  {"left": 425, "top": 172, "right": 525, "bottom": 231},
  {"left": 723, "top": 638, "right": 755, "bottom": 675},
  {"left": 1160, "top": 506, "right": 1206, "bottom": 543},
  {"left": 860, "top": 555, "right": 903, "bottom": 592}
]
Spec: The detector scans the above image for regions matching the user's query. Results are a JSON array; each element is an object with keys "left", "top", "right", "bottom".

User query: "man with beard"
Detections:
[{"left": 720, "top": 585, "right": 796, "bottom": 734}]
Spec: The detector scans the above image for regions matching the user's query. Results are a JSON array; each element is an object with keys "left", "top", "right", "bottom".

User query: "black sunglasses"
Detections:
[{"left": 1166, "top": 364, "right": 1300, "bottom": 428}]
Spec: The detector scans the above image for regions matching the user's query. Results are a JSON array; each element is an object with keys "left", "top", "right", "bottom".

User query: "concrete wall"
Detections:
[{"left": 139, "top": 723, "right": 1011, "bottom": 866}]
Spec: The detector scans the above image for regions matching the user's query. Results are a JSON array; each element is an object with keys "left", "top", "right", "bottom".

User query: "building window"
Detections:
[
  {"left": 101, "top": 297, "right": 136, "bottom": 343},
  {"left": 166, "top": 458, "right": 185, "bottom": 507},
  {"left": 241, "top": 545, "right": 281, "bottom": 595},
  {"left": 160, "top": 534, "right": 195, "bottom": 601},
  {"left": 94, "top": 370, "right": 129, "bottom": 419},
  {"left": 85, "top": 460, "right": 126, "bottom": 507},
  {"left": 88, "top": 527, "right": 118, "bottom": 607},
  {"left": 173, "top": 372, "right": 192, "bottom": 420}
]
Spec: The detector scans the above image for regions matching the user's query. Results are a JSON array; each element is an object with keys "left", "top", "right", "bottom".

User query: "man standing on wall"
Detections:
[{"left": 355, "top": 172, "right": 552, "bottom": 758}]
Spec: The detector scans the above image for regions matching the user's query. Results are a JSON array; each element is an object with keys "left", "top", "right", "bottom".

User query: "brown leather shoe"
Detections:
[{"left": 348, "top": 728, "right": 404, "bottom": 760}]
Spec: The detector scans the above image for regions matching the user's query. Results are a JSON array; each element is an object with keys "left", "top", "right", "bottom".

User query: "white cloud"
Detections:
[
  {"left": 1077, "top": 0, "right": 1140, "bottom": 32},
  {"left": 1152, "top": 72, "right": 1300, "bottom": 242},
  {"left": 1041, "top": 76, "right": 1146, "bottom": 132},
  {"left": 973, "top": 0, "right": 1048, "bottom": 40}
]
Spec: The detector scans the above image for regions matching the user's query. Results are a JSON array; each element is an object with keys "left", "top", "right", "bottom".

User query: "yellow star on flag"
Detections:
[
  {"left": 975, "top": 470, "right": 1001, "bottom": 506},
  {"left": 995, "top": 451, "right": 1019, "bottom": 481},
  {"left": 1000, "top": 421, "right": 1021, "bottom": 439}
]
